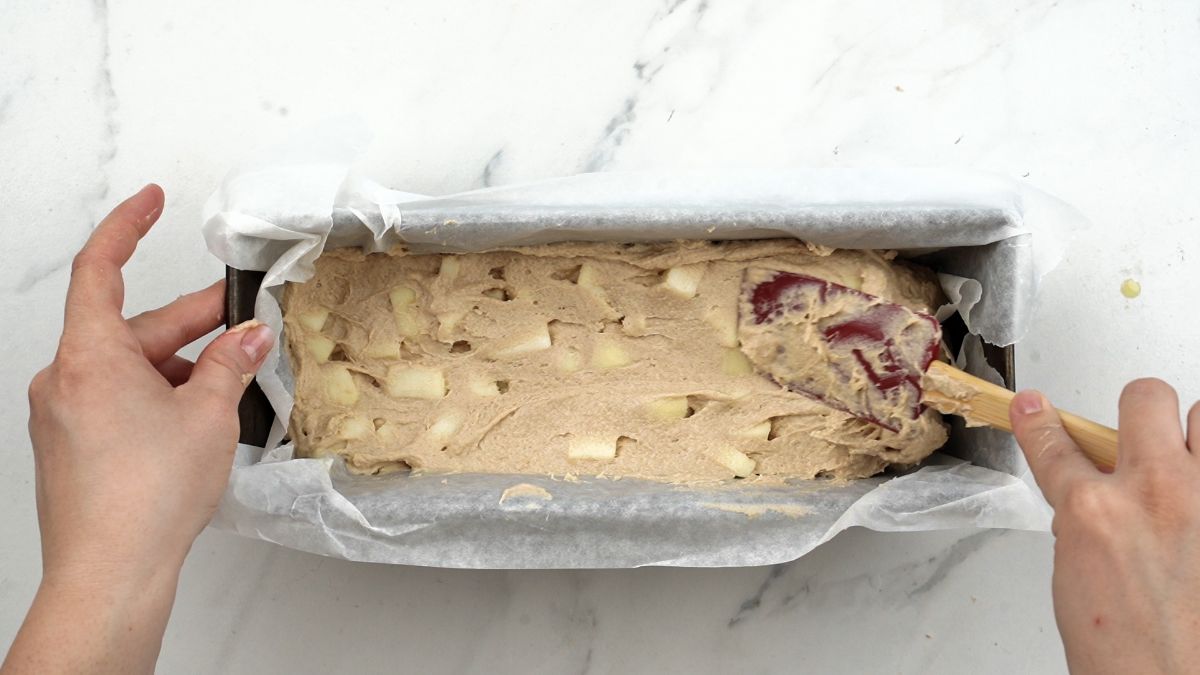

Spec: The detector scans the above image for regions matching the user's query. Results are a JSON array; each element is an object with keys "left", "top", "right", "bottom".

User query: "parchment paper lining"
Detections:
[{"left": 203, "top": 135, "right": 1081, "bottom": 567}]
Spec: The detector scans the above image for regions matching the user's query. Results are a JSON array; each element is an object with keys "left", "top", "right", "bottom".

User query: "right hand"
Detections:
[{"left": 1009, "top": 380, "right": 1200, "bottom": 674}]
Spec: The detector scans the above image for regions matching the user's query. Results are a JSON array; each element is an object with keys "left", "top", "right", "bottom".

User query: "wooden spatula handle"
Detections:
[{"left": 925, "top": 361, "right": 1119, "bottom": 471}]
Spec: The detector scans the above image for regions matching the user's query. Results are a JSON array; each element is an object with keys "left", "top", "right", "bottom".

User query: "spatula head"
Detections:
[{"left": 738, "top": 270, "right": 941, "bottom": 432}]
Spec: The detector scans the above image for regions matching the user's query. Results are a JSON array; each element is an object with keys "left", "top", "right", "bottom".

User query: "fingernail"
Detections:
[
  {"left": 1014, "top": 390, "right": 1044, "bottom": 415},
  {"left": 134, "top": 184, "right": 163, "bottom": 222},
  {"left": 239, "top": 324, "right": 274, "bottom": 361}
]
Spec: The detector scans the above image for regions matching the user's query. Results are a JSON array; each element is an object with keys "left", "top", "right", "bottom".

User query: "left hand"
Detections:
[
  {"left": 4, "top": 184, "right": 272, "bottom": 674},
  {"left": 28, "top": 183, "right": 273, "bottom": 585}
]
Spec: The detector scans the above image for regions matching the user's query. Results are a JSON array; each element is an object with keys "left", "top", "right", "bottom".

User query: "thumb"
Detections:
[
  {"left": 1009, "top": 389, "right": 1098, "bottom": 507},
  {"left": 184, "top": 320, "right": 274, "bottom": 406}
]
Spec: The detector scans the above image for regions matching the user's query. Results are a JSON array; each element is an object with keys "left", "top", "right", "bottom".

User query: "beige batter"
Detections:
[
  {"left": 922, "top": 363, "right": 987, "bottom": 427},
  {"left": 499, "top": 483, "right": 554, "bottom": 503},
  {"left": 282, "top": 239, "right": 949, "bottom": 481},
  {"left": 737, "top": 269, "right": 943, "bottom": 436}
]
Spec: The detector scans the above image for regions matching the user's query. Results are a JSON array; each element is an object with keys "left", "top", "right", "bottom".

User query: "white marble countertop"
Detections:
[{"left": 2, "top": 1, "right": 1198, "bottom": 673}]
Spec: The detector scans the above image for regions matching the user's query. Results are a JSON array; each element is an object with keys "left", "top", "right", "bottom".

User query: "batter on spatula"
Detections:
[
  {"left": 738, "top": 269, "right": 1119, "bottom": 470},
  {"left": 283, "top": 240, "right": 949, "bottom": 481}
]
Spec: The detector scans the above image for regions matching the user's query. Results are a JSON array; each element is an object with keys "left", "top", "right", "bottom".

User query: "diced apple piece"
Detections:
[
  {"left": 426, "top": 411, "right": 463, "bottom": 442},
  {"left": 385, "top": 365, "right": 446, "bottom": 399},
  {"left": 389, "top": 286, "right": 417, "bottom": 308},
  {"left": 592, "top": 340, "right": 632, "bottom": 369},
  {"left": 390, "top": 286, "right": 421, "bottom": 337},
  {"left": 493, "top": 323, "right": 552, "bottom": 359},
  {"left": 393, "top": 309, "right": 421, "bottom": 337},
  {"left": 621, "top": 313, "right": 647, "bottom": 336},
  {"left": 324, "top": 366, "right": 359, "bottom": 406},
  {"left": 736, "top": 420, "right": 772, "bottom": 440},
  {"left": 662, "top": 264, "right": 705, "bottom": 298},
  {"left": 468, "top": 374, "right": 501, "bottom": 397},
  {"left": 577, "top": 262, "right": 601, "bottom": 288},
  {"left": 439, "top": 256, "right": 461, "bottom": 282},
  {"left": 722, "top": 348, "right": 754, "bottom": 376},
  {"left": 298, "top": 308, "right": 330, "bottom": 332},
  {"left": 645, "top": 396, "right": 689, "bottom": 420},
  {"left": 556, "top": 348, "right": 582, "bottom": 373},
  {"left": 705, "top": 306, "right": 739, "bottom": 348},
  {"left": 306, "top": 334, "right": 336, "bottom": 363},
  {"left": 711, "top": 447, "right": 757, "bottom": 478},
  {"left": 567, "top": 436, "right": 617, "bottom": 461},
  {"left": 335, "top": 415, "right": 374, "bottom": 441},
  {"left": 437, "top": 310, "right": 466, "bottom": 338},
  {"left": 361, "top": 340, "right": 401, "bottom": 360}
]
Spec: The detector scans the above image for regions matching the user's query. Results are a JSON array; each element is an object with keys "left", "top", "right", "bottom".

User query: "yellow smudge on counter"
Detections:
[{"left": 1121, "top": 278, "right": 1141, "bottom": 299}]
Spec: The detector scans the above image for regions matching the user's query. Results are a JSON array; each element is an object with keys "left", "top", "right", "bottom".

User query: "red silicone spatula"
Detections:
[{"left": 738, "top": 269, "right": 1118, "bottom": 470}]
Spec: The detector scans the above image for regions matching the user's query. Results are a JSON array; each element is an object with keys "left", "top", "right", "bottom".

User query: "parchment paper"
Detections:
[{"left": 203, "top": 131, "right": 1082, "bottom": 568}]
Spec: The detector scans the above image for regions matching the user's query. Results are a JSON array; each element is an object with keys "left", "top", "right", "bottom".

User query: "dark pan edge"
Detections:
[{"left": 227, "top": 267, "right": 274, "bottom": 446}]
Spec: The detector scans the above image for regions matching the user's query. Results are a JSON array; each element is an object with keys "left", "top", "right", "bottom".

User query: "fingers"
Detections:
[
  {"left": 127, "top": 280, "right": 225, "bottom": 364},
  {"left": 156, "top": 355, "right": 196, "bottom": 387},
  {"left": 1189, "top": 401, "right": 1200, "bottom": 453},
  {"left": 1117, "top": 378, "right": 1187, "bottom": 469},
  {"left": 1009, "top": 390, "right": 1099, "bottom": 507},
  {"left": 182, "top": 321, "right": 274, "bottom": 408},
  {"left": 64, "top": 184, "right": 165, "bottom": 330}
]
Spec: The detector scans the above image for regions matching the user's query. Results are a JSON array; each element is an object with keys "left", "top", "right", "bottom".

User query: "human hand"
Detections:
[
  {"left": 1010, "top": 381, "right": 1200, "bottom": 674},
  {"left": 4, "top": 185, "right": 272, "bottom": 674}
]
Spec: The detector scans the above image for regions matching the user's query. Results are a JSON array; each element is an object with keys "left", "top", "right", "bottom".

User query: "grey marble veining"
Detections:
[
  {"left": 731, "top": 530, "right": 1001, "bottom": 628},
  {"left": 92, "top": 0, "right": 120, "bottom": 203},
  {"left": 6, "top": 0, "right": 123, "bottom": 295},
  {"left": 584, "top": 0, "right": 717, "bottom": 172}
]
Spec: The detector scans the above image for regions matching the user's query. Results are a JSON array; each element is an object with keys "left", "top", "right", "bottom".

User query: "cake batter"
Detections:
[{"left": 282, "top": 240, "right": 948, "bottom": 480}]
